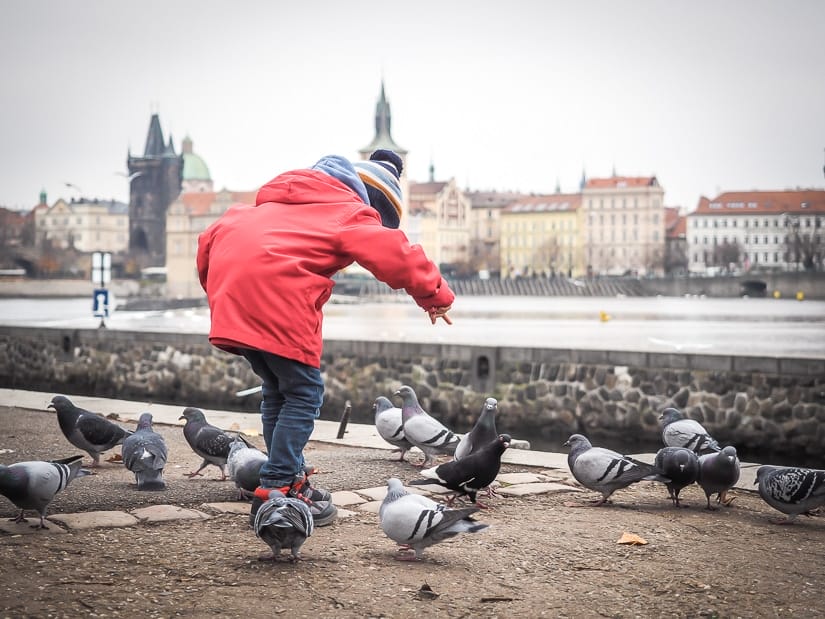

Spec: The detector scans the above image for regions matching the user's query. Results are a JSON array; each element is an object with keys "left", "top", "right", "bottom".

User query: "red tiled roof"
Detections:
[
  {"left": 179, "top": 190, "right": 258, "bottom": 216},
  {"left": 665, "top": 207, "right": 686, "bottom": 238},
  {"left": 409, "top": 181, "right": 448, "bottom": 194},
  {"left": 692, "top": 190, "right": 825, "bottom": 215},
  {"left": 585, "top": 176, "right": 658, "bottom": 189}
]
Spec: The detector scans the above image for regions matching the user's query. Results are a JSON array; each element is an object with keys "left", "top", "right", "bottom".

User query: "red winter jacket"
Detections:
[{"left": 196, "top": 167, "right": 454, "bottom": 368}]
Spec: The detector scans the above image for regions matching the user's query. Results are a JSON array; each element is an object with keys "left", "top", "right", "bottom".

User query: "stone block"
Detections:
[
  {"left": 130, "top": 505, "right": 211, "bottom": 523},
  {"left": 331, "top": 490, "right": 368, "bottom": 507},
  {"left": 202, "top": 502, "right": 251, "bottom": 515},
  {"left": 0, "top": 519, "right": 68, "bottom": 535},
  {"left": 357, "top": 501, "right": 382, "bottom": 514},
  {"left": 48, "top": 510, "right": 139, "bottom": 530},
  {"left": 497, "top": 482, "right": 584, "bottom": 497}
]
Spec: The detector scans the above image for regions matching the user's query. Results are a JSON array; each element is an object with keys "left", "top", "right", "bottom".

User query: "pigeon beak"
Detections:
[{"left": 178, "top": 415, "right": 185, "bottom": 421}]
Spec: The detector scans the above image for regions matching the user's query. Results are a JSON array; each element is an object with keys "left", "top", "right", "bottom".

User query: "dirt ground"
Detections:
[{"left": 1, "top": 404, "right": 825, "bottom": 619}]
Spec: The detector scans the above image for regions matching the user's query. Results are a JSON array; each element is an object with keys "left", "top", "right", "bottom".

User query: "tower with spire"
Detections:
[
  {"left": 126, "top": 113, "right": 182, "bottom": 265},
  {"left": 359, "top": 81, "right": 409, "bottom": 226}
]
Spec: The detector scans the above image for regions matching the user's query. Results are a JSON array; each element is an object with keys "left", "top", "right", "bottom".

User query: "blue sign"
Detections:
[{"left": 93, "top": 288, "right": 110, "bottom": 318}]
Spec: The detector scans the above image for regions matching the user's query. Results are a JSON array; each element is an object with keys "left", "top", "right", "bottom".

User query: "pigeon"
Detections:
[
  {"left": 454, "top": 397, "right": 498, "bottom": 461},
  {"left": 253, "top": 489, "right": 314, "bottom": 561},
  {"left": 659, "top": 407, "right": 721, "bottom": 455},
  {"left": 394, "top": 385, "right": 460, "bottom": 467},
  {"left": 178, "top": 407, "right": 234, "bottom": 479},
  {"left": 48, "top": 395, "right": 132, "bottom": 467},
  {"left": 0, "top": 455, "right": 90, "bottom": 529},
  {"left": 373, "top": 396, "right": 414, "bottom": 462},
  {"left": 227, "top": 435, "right": 267, "bottom": 499},
  {"left": 654, "top": 446, "right": 700, "bottom": 507},
  {"left": 697, "top": 445, "right": 740, "bottom": 510},
  {"left": 409, "top": 434, "right": 511, "bottom": 508},
  {"left": 379, "top": 477, "right": 489, "bottom": 561},
  {"left": 121, "top": 412, "right": 168, "bottom": 491},
  {"left": 755, "top": 465, "right": 825, "bottom": 524},
  {"left": 564, "top": 434, "right": 670, "bottom": 506}
]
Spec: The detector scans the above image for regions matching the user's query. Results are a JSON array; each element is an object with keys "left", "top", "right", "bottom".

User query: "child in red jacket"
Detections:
[{"left": 197, "top": 150, "right": 454, "bottom": 525}]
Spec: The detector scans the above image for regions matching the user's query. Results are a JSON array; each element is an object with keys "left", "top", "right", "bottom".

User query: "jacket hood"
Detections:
[{"left": 256, "top": 163, "right": 365, "bottom": 206}]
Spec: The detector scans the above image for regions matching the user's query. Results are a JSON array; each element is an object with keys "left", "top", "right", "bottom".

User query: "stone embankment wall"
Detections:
[{"left": 1, "top": 326, "right": 823, "bottom": 462}]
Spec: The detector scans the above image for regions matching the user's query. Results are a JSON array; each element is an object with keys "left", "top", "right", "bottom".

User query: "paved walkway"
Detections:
[{"left": 0, "top": 388, "right": 761, "bottom": 535}]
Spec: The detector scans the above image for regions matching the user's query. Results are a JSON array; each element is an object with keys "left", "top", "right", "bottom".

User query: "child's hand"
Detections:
[{"left": 427, "top": 305, "right": 453, "bottom": 325}]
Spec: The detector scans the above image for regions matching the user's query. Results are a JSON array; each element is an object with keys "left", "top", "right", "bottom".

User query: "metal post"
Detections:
[{"left": 336, "top": 400, "right": 352, "bottom": 439}]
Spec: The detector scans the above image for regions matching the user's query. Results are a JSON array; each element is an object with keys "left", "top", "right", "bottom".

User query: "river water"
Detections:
[
  {"left": 2, "top": 295, "right": 823, "bottom": 465},
  {"left": 1, "top": 295, "right": 823, "bottom": 359}
]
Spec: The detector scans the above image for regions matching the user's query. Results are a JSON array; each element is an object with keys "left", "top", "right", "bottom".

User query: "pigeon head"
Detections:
[
  {"left": 384, "top": 478, "right": 408, "bottom": 503},
  {"left": 178, "top": 407, "right": 206, "bottom": 423},
  {"left": 373, "top": 396, "right": 394, "bottom": 413},
  {"left": 136, "top": 412, "right": 154, "bottom": 430},
  {"left": 658, "top": 408, "right": 682, "bottom": 424},
  {"left": 721, "top": 446, "right": 738, "bottom": 461},
  {"left": 498, "top": 434, "right": 511, "bottom": 448},
  {"left": 754, "top": 465, "right": 780, "bottom": 486},
  {"left": 393, "top": 385, "right": 417, "bottom": 402},
  {"left": 563, "top": 434, "right": 590, "bottom": 449},
  {"left": 48, "top": 395, "right": 72, "bottom": 412},
  {"left": 484, "top": 398, "right": 497, "bottom": 411}
]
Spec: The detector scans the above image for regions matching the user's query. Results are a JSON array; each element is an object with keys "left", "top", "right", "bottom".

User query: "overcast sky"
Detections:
[{"left": 2, "top": 1, "right": 824, "bottom": 213}]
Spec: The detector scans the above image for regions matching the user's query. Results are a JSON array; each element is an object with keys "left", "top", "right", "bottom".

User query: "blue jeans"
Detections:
[{"left": 239, "top": 348, "right": 324, "bottom": 488}]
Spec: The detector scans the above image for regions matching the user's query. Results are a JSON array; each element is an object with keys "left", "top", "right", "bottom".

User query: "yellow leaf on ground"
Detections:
[{"left": 617, "top": 532, "right": 648, "bottom": 545}]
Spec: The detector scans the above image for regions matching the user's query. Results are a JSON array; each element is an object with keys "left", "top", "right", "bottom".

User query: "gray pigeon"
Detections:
[
  {"left": 379, "top": 477, "right": 489, "bottom": 561},
  {"left": 0, "top": 455, "right": 89, "bottom": 529},
  {"left": 697, "top": 445, "right": 740, "bottom": 510},
  {"left": 394, "top": 385, "right": 460, "bottom": 467},
  {"left": 659, "top": 408, "right": 721, "bottom": 454},
  {"left": 227, "top": 435, "right": 267, "bottom": 500},
  {"left": 48, "top": 395, "right": 132, "bottom": 467},
  {"left": 410, "top": 434, "right": 511, "bottom": 508},
  {"left": 253, "top": 489, "right": 314, "bottom": 561},
  {"left": 654, "top": 446, "right": 700, "bottom": 507},
  {"left": 121, "top": 412, "right": 168, "bottom": 491},
  {"left": 755, "top": 465, "right": 825, "bottom": 524},
  {"left": 564, "top": 434, "right": 670, "bottom": 506},
  {"left": 373, "top": 396, "right": 413, "bottom": 462},
  {"left": 179, "top": 407, "right": 233, "bottom": 479},
  {"left": 454, "top": 397, "right": 498, "bottom": 461}
]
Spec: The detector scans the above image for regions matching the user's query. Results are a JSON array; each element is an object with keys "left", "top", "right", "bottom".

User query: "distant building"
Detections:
[
  {"left": 499, "top": 193, "right": 583, "bottom": 278},
  {"left": 582, "top": 176, "right": 665, "bottom": 275},
  {"left": 407, "top": 176, "right": 471, "bottom": 270},
  {"left": 687, "top": 190, "right": 825, "bottom": 273},
  {"left": 358, "top": 80, "right": 410, "bottom": 229},
  {"left": 181, "top": 136, "right": 213, "bottom": 193},
  {"left": 166, "top": 189, "right": 257, "bottom": 298},
  {"left": 664, "top": 207, "right": 688, "bottom": 275},
  {"left": 466, "top": 190, "right": 526, "bottom": 277},
  {"left": 34, "top": 196, "right": 128, "bottom": 253},
  {"left": 127, "top": 114, "right": 183, "bottom": 265}
]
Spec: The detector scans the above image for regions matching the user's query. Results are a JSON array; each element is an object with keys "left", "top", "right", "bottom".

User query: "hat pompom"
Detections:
[{"left": 370, "top": 149, "right": 403, "bottom": 178}]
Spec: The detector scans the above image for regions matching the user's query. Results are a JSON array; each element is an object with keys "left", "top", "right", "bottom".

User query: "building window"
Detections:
[
  {"left": 754, "top": 219, "right": 759, "bottom": 228},
  {"left": 764, "top": 235, "right": 768, "bottom": 244}
]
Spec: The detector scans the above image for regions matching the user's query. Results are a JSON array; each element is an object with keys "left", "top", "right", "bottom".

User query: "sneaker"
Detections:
[
  {"left": 251, "top": 477, "right": 337, "bottom": 527},
  {"left": 295, "top": 472, "right": 332, "bottom": 502}
]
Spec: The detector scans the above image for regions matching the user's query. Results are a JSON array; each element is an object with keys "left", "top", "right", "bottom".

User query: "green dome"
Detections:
[{"left": 182, "top": 151, "right": 211, "bottom": 181}]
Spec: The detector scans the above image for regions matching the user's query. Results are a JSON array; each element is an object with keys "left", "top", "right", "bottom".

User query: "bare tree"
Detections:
[{"left": 784, "top": 215, "right": 823, "bottom": 271}]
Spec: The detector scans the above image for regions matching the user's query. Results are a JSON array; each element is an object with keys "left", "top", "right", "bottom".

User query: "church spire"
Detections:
[
  {"left": 360, "top": 80, "right": 407, "bottom": 156},
  {"left": 143, "top": 114, "right": 166, "bottom": 157}
]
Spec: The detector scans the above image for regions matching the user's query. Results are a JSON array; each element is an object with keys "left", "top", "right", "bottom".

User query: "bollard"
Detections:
[
  {"left": 773, "top": 290, "right": 781, "bottom": 299},
  {"left": 336, "top": 400, "right": 352, "bottom": 439},
  {"left": 796, "top": 291, "right": 805, "bottom": 301}
]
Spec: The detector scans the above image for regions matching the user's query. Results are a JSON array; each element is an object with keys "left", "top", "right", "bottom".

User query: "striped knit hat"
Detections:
[{"left": 353, "top": 150, "right": 403, "bottom": 228}]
